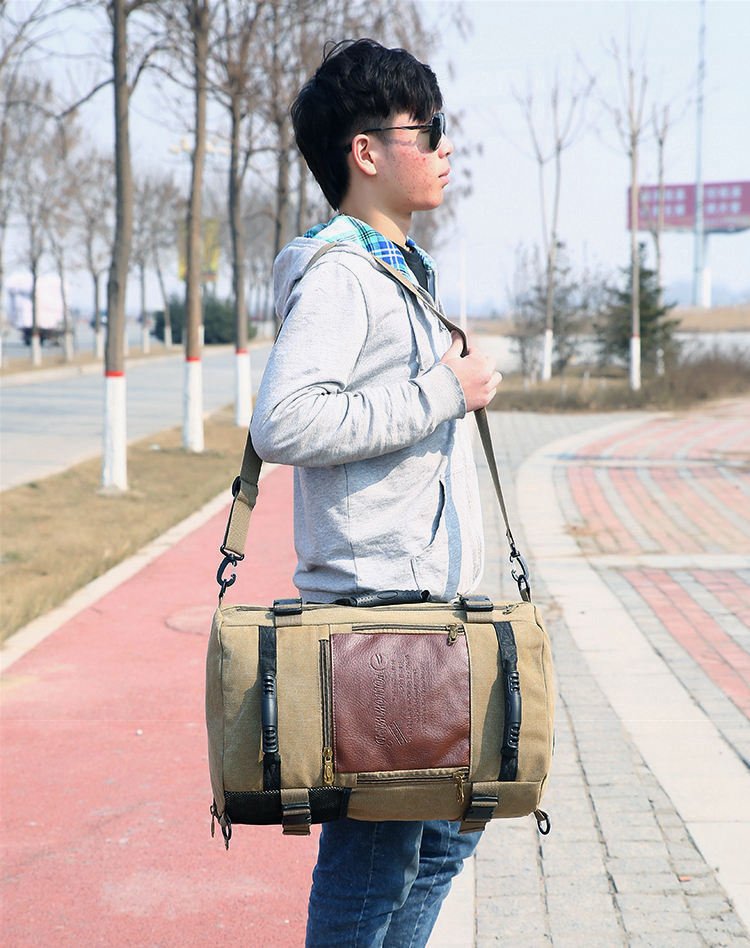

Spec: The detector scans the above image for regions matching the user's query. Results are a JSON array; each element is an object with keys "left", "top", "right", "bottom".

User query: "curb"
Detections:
[
  {"left": 0, "top": 339, "right": 271, "bottom": 388},
  {"left": 0, "top": 464, "right": 276, "bottom": 674},
  {"left": 516, "top": 414, "right": 750, "bottom": 933}
]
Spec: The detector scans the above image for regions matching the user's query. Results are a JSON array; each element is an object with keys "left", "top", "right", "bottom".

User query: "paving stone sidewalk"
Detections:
[{"left": 473, "top": 406, "right": 749, "bottom": 947}]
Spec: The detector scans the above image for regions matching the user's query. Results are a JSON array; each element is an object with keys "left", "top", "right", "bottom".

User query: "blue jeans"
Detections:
[{"left": 305, "top": 818, "right": 482, "bottom": 947}]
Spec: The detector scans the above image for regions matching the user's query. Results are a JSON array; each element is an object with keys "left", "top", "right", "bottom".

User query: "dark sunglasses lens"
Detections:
[{"left": 430, "top": 113, "right": 445, "bottom": 150}]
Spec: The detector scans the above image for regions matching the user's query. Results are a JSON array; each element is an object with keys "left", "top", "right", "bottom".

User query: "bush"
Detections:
[
  {"left": 154, "top": 295, "right": 256, "bottom": 345},
  {"left": 596, "top": 243, "right": 680, "bottom": 368}
]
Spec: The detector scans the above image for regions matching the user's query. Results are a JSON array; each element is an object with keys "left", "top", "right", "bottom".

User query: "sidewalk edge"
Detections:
[{"left": 516, "top": 415, "right": 750, "bottom": 933}]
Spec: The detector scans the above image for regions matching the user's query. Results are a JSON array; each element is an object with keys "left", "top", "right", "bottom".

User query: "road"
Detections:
[{"left": 0, "top": 345, "right": 271, "bottom": 491}]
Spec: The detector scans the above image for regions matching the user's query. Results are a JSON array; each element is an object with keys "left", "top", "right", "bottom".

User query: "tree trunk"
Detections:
[
  {"left": 274, "top": 120, "right": 291, "bottom": 260},
  {"left": 229, "top": 93, "right": 251, "bottom": 427},
  {"left": 629, "top": 132, "right": 641, "bottom": 392},
  {"left": 103, "top": 0, "right": 132, "bottom": 490},
  {"left": 0, "top": 211, "right": 6, "bottom": 369},
  {"left": 139, "top": 261, "right": 150, "bottom": 354},
  {"left": 57, "top": 247, "right": 74, "bottom": 362},
  {"left": 30, "top": 257, "right": 41, "bottom": 367},
  {"left": 542, "top": 143, "right": 563, "bottom": 382},
  {"left": 183, "top": 0, "right": 209, "bottom": 453},
  {"left": 91, "top": 270, "right": 104, "bottom": 358},
  {"left": 296, "top": 151, "right": 308, "bottom": 236},
  {"left": 154, "top": 255, "right": 172, "bottom": 348}
]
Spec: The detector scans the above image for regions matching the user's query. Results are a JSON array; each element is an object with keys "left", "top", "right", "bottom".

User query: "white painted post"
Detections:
[
  {"left": 630, "top": 335, "right": 641, "bottom": 391},
  {"left": 700, "top": 233, "right": 712, "bottom": 308},
  {"left": 183, "top": 358, "right": 205, "bottom": 452},
  {"left": 102, "top": 373, "right": 128, "bottom": 490},
  {"left": 141, "top": 319, "right": 151, "bottom": 355},
  {"left": 235, "top": 348, "right": 252, "bottom": 427},
  {"left": 31, "top": 334, "right": 42, "bottom": 367},
  {"left": 541, "top": 328, "right": 553, "bottom": 382}
]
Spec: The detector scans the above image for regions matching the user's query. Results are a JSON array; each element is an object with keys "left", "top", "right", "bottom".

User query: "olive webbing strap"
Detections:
[{"left": 218, "top": 244, "right": 531, "bottom": 600}]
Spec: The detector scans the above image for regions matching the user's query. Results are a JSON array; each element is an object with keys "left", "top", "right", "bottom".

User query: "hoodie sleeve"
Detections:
[{"left": 250, "top": 258, "right": 466, "bottom": 468}]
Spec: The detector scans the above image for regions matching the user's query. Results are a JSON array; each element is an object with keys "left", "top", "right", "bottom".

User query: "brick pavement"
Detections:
[
  {"left": 2, "top": 402, "right": 748, "bottom": 946},
  {"left": 475, "top": 404, "right": 749, "bottom": 946}
]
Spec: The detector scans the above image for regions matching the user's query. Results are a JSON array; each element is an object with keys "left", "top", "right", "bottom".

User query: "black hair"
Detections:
[{"left": 290, "top": 38, "right": 443, "bottom": 210}]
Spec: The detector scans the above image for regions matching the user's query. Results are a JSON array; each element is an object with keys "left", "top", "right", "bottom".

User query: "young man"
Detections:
[{"left": 251, "top": 38, "right": 501, "bottom": 947}]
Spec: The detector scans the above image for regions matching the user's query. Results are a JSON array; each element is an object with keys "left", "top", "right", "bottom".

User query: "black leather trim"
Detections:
[{"left": 224, "top": 787, "right": 351, "bottom": 825}]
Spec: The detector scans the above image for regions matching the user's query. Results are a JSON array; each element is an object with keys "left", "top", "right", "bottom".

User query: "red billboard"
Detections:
[{"left": 628, "top": 180, "right": 750, "bottom": 233}]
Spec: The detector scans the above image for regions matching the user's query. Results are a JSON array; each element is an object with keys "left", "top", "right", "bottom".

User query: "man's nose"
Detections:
[{"left": 439, "top": 133, "right": 453, "bottom": 157}]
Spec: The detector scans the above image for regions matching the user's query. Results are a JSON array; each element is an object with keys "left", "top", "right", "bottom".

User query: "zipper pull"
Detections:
[
  {"left": 446, "top": 624, "right": 464, "bottom": 646},
  {"left": 323, "top": 747, "right": 334, "bottom": 786},
  {"left": 454, "top": 771, "right": 465, "bottom": 805}
]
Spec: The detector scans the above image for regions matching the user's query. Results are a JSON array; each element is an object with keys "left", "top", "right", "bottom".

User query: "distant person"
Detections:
[{"left": 251, "top": 38, "right": 501, "bottom": 947}]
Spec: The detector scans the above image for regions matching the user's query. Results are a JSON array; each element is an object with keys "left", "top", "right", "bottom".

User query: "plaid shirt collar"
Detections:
[{"left": 304, "top": 214, "right": 436, "bottom": 287}]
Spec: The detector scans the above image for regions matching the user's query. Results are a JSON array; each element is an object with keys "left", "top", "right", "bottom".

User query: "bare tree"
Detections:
[
  {"left": 599, "top": 36, "right": 650, "bottom": 391},
  {"left": 146, "top": 173, "right": 183, "bottom": 348},
  {"left": 92, "top": 0, "right": 161, "bottom": 490},
  {"left": 45, "top": 124, "right": 82, "bottom": 363},
  {"left": 513, "top": 68, "right": 594, "bottom": 381},
  {"left": 207, "top": 0, "right": 265, "bottom": 426},
  {"left": 181, "top": 0, "right": 211, "bottom": 452},
  {"left": 73, "top": 154, "right": 114, "bottom": 357},
  {"left": 13, "top": 79, "right": 58, "bottom": 366},
  {"left": 0, "top": 2, "right": 56, "bottom": 365}
]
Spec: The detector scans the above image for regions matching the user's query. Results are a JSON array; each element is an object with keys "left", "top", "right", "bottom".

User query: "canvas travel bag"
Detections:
[{"left": 205, "top": 250, "right": 555, "bottom": 847}]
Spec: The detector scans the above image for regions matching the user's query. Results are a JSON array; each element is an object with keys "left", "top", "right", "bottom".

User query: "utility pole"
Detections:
[{"left": 692, "top": 0, "right": 706, "bottom": 306}]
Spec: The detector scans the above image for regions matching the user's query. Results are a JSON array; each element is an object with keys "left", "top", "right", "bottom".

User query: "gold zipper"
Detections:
[
  {"left": 319, "top": 640, "right": 334, "bottom": 786},
  {"left": 357, "top": 768, "right": 469, "bottom": 804},
  {"left": 323, "top": 746, "right": 334, "bottom": 787}
]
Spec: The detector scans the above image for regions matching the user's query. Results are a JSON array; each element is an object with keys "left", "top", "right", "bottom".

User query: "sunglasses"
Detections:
[{"left": 347, "top": 112, "right": 446, "bottom": 153}]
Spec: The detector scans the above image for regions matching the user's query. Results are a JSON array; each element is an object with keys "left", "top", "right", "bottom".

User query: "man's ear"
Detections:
[{"left": 349, "top": 134, "right": 379, "bottom": 178}]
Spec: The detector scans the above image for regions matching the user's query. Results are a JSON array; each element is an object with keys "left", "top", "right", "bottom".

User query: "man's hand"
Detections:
[{"left": 440, "top": 332, "right": 502, "bottom": 412}]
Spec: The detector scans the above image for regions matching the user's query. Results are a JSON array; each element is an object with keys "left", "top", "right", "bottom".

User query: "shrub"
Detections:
[{"left": 153, "top": 295, "right": 256, "bottom": 345}]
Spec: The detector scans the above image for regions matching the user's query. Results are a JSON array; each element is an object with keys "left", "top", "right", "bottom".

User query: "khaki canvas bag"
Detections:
[{"left": 206, "top": 250, "right": 555, "bottom": 846}]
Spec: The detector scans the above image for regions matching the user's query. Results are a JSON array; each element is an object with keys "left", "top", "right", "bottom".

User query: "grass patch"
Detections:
[
  {"left": 0, "top": 406, "right": 247, "bottom": 642},
  {"left": 490, "top": 349, "right": 750, "bottom": 412}
]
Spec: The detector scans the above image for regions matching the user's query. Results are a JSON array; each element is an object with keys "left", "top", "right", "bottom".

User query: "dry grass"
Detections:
[
  {"left": 469, "top": 303, "right": 750, "bottom": 336},
  {"left": 0, "top": 406, "right": 247, "bottom": 641},
  {"left": 489, "top": 350, "right": 750, "bottom": 413},
  {"left": 672, "top": 304, "right": 750, "bottom": 333}
]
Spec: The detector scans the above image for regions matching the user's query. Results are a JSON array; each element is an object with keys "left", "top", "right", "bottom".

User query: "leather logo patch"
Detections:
[{"left": 330, "top": 631, "right": 470, "bottom": 774}]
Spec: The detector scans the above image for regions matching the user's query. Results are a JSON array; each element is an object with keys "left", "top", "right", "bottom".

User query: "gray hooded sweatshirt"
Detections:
[{"left": 250, "top": 235, "right": 484, "bottom": 603}]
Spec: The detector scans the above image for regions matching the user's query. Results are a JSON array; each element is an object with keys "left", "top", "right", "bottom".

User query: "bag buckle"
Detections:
[
  {"left": 272, "top": 598, "right": 303, "bottom": 617},
  {"left": 509, "top": 547, "right": 532, "bottom": 602},
  {"left": 458, "top": 594, "right": 494, "bottom": 613},
  {"left": 217, "top": 547, "right": 244, "bottom": 602}
]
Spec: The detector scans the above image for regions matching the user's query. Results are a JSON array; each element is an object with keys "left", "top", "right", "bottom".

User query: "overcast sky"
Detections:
[
  {"left": 426, "top": 0, "right": 750, "bottom": 313},
  {"left": 7, "top": 0, "right": 750, "bottom": 317}
]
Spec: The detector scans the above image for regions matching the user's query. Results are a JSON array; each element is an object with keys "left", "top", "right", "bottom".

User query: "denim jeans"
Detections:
[{"left": 305, "top": 818, "right": 482, "bottom": 947}]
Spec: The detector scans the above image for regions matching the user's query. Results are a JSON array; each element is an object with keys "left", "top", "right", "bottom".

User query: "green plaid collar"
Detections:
[{"left": 304, "top": 214, "right": 436, "bottom": 286}]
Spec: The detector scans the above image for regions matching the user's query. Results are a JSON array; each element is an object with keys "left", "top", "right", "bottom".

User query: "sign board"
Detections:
[{"left": 628, "top": 181, "right": 750, "bottom": 233}]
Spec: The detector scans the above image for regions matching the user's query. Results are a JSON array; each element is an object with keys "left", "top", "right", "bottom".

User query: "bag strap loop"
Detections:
[{"left": 217, "top": 243, "right": 532, "bottom": 602}]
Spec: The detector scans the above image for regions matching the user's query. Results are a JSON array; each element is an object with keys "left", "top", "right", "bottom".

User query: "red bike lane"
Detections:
[{"left": 1, "top": 465, "right": 317, "bottom": 947}]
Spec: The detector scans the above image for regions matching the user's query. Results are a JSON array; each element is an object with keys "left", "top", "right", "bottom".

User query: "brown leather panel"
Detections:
[{"left": 330, "top": 631, "right": 470, "bottom": 773}]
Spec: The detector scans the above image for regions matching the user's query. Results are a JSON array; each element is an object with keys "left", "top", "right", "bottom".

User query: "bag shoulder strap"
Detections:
[{"left": 217, "top": 242, "right": 531, "bottom": 603}]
